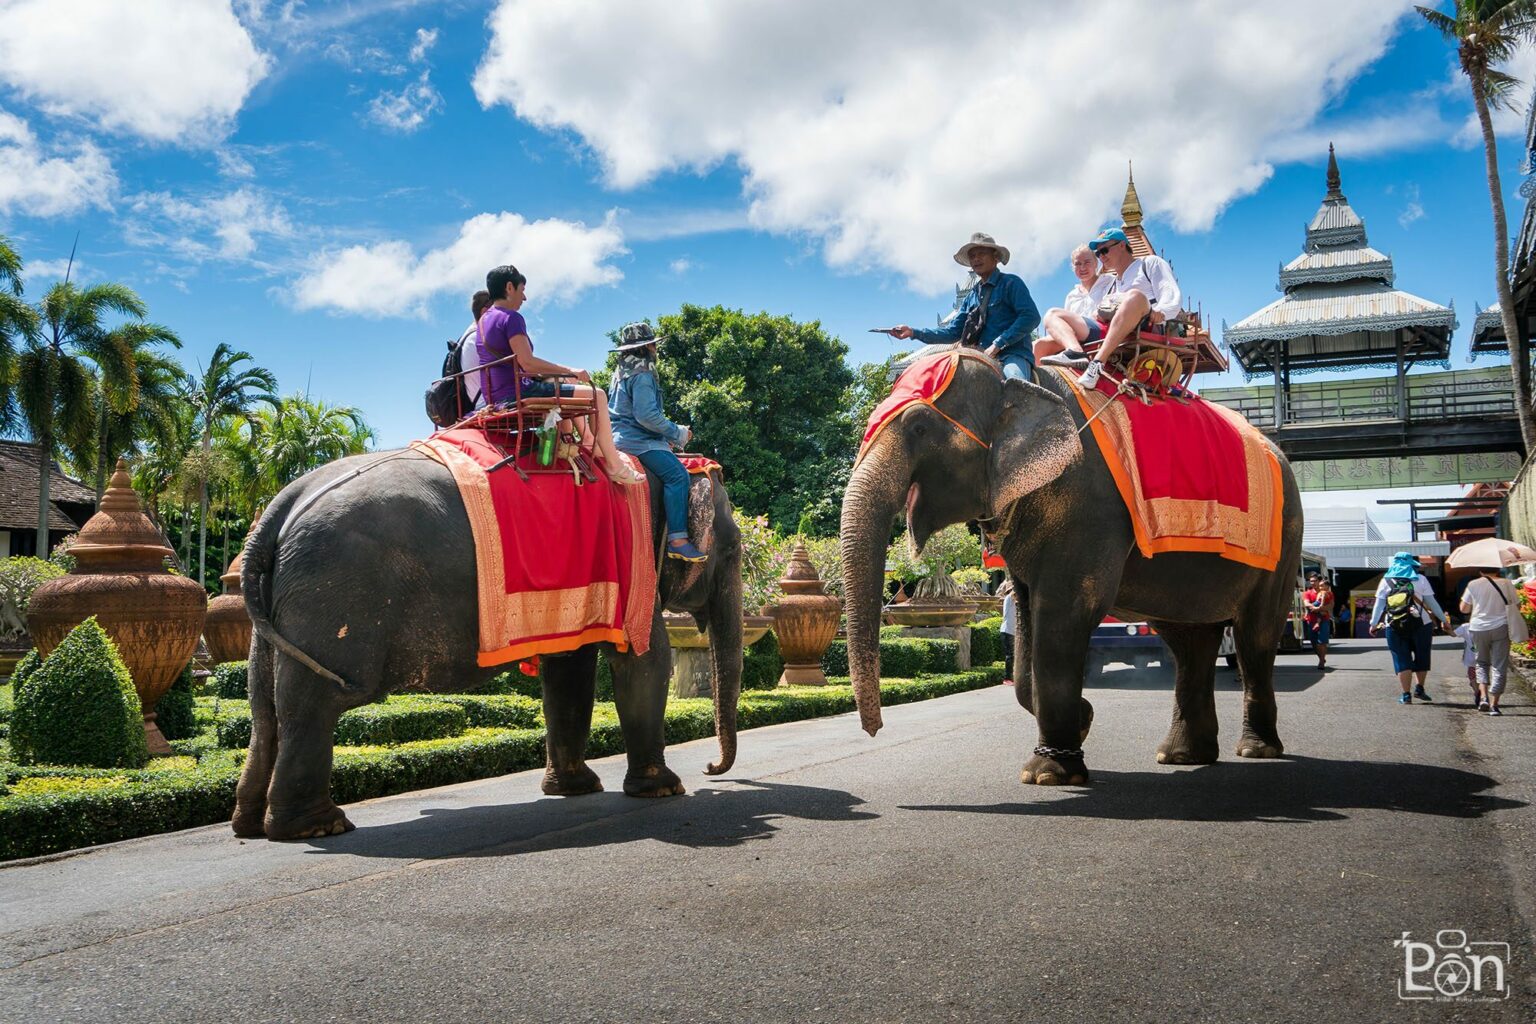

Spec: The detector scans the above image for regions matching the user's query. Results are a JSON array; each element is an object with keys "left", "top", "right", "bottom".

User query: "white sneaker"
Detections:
[{"left": 1079, "top": 360, "right": 1102, "bottom": 388}]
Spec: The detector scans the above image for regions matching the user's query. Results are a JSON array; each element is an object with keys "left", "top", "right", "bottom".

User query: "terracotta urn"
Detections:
[
  {"left": 28, "top": 460, "right": 208, "bottom": 756},
  {"left": 765, "top": 541, "right": 841, "bottom": 686},
  {"left": 204, "top": 510, "right": 259, "bottom": 664}
]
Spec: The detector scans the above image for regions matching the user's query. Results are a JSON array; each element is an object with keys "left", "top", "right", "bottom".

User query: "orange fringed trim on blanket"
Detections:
[{"left": 1052, "top": 368, "right": 1284, "bottom": 571}]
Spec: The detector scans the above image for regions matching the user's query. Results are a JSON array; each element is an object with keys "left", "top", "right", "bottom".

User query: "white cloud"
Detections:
[
  {"left": 668, "top": 257, "right": 692, "bottom": 275},
  {"left": 291, "top": 212, "right": 626, "bottom": 317},
  {"left": 0, "top": 0, "right": 270, "bottom": 144},
  {"left": 409, "top": 27, "right": 439, "bottom": 64},
  {"left": 127, "top": 186, "right": 295, "bottom": 261},
  {"left": 473, "top": 0, "right": 1414, "bottom": 293},
  {"left": 1398, "top": 184, "right": 1425, "bottom": 228},
  {"left": 366, "top": 73, "right": 443, "bottom": 133},
  {"left": 0, "top": 109, "right": 115, "bottom": 217},
  {"left": 24, "top": 257, "right": 89, "bottom": 284}
]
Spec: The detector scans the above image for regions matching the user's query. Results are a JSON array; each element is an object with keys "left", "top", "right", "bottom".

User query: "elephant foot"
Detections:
[
  {"left": 1079, "top": 698, "right": 1095, "bottom": 744},
  {"left": 264, "top": 802, "right": 355, "bottom": 841},
  {"left": 623, "top": 763, "right": 687, "bottom": 798},
  {"left": 542, "top": 763, "right": 604, "bottom": 796},
  {"left": 1235, "top": 729, "right": 1284, "bottom": 759},
  {"left": 231, "top": 803, "right": 267, "bottom": 838},
  {"left": 1020, "top": 748, "right": 1089, "bottom": 786},
  {"left": 1155, "top": 740, "right": 1219, "bottom": 765}
]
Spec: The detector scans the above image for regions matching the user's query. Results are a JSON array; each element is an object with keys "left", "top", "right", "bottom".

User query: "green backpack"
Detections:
[{"left": 1384, "top": 577, "right": 1421, "bottom": 633}]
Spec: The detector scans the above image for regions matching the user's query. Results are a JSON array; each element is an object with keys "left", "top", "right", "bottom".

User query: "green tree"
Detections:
[
  {"left": 0, "top": 236, "right": 34, "bottom": 425},
  {"left": 187, "top": 343, "right": 276, "bottom": 585},
  {"left": 250, "top": 393, "right": 374, "bottom": 489},
  {"left": 16, "top": 281, "right": 177, "bottom": 554},
  {"left": 1419, "top": 0, "right": 1536, "bottom": 450},
  {"left": 608, "top": 305, "right": 856, "bottom": 533},
  {"left": 74, "top": 339, "right": 185, "bottom": 503}
]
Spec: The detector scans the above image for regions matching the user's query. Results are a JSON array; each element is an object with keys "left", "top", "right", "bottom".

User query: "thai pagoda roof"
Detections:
[{"left": 1225, "top": 145, "right": 1455, "bottom": 375}]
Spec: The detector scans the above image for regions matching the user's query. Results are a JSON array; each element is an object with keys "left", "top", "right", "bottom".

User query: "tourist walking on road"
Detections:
[
  {"left": 1369, "top": 551, "right": 1451, "bottom": 704},
  {"left": 1305, "top": 577, "right": 1335, "bottom": 670},
  {"left": 999, "top": 580, "right": 1017, "bottom": 685},
  {"left": 1459, "top": 567, "right": 1523, "bottom": 716}
]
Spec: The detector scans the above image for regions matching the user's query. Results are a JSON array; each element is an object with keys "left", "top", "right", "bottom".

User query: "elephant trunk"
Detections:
[
  {"left": 705, "top": 580, "right": 742, "bottom": 775},
  {"left": 839, "top": 451, "right": 909, "bottom": 736}
]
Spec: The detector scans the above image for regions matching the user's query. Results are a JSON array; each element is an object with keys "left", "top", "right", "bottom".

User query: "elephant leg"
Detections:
[
  {"left": 263, "top": 656, "right": 360, "bottom": 841},
  {"left": 1233, "top": 613, "right": 1285, "bottom": 759},
  {"left": 232, "top": 636, "right": 276, "bottom": 837},
  {"left": 1151, "top": 622, "right": 1222, "bottom": 765},
  {"left": 540, "top": 646, "right": 603, "bottom": 796},
  {"left": 611, "top": 606, "right": 684, "bottom": 797},
  {"left": 1018, "top": 604, "right": 1099, "bottom": 787},
  {"left": 1012, "top": 580, "right": 1093, "bottom": 743}
]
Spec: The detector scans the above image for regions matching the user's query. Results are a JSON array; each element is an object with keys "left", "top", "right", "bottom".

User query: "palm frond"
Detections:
[{"left": 0, "top": 235, "right": 23, "bottom": 297}]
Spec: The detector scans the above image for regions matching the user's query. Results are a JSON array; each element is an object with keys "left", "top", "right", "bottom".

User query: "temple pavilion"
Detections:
[{"left": 1224, "top": 146, "right": 1457, "bottom": 423}]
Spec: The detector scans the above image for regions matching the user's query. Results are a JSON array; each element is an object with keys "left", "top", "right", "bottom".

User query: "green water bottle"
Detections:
[{"left": 537, "top": 425, "right": 556, "bottom": 466}]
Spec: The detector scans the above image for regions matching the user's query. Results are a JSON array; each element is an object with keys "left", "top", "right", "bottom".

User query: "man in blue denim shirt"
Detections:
[
  {"left": 608, "top": 322, "right": 707, "bottom": 563},
  {"left": 892, "top": 232, "right": 1041, "bottom": 381}
]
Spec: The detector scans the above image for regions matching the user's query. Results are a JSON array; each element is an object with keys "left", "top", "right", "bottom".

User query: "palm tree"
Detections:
[
  {"left": 71, "top": 335, "right": 184, "bottom": 504},
  {"left": 187, "top": 343, "right": 277, "bottom": 585},
  {"left": 0, "top": 236, "right": 37, "bottom": 431},
  {"left": 251, "top": 394, "right": 374, "bottom": 490},
  {"left": 15, "top": 281, "right": 173, "bottom": 553},
  {"left": 1419, "top": 0, "right": 1536, "bottom": 450}
]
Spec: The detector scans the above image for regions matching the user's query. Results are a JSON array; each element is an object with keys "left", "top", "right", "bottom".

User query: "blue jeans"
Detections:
[
  {"left": 997, "top": 349, "right": 1034, "bottom": 382},
  {"left": 637, "top": 448, "right": 689, "bottom": 539}
]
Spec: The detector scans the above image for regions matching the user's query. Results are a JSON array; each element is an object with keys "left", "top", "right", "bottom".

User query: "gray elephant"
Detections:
[
  {"left": 840, "top": 345, "right": 1302, "bottom": 786},
  {"left": 233, "top": 451, "right": 742, "bottom": 840}
]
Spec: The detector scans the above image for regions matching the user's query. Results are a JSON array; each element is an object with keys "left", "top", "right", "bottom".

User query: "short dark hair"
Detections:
[
  {"left": 471, "top": 289, "right": 492, "bottom": 321},
  {"left": 486, "top": 265, "right": 526, "bottom": 301}
]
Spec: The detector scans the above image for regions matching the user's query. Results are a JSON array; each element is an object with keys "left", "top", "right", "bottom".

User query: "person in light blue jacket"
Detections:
[{"left": 608, "top": 322, "right": 707, "bottom": 563}]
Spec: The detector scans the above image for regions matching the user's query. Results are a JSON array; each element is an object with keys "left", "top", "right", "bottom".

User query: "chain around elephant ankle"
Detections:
[{"left": 1033, "top": 745, "right": 1084, "bottom": 761}]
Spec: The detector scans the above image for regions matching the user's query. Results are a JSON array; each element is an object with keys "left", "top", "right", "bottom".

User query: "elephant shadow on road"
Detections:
[
  {"left": 900, "top": 755, "right": 1525, "bottom": 824},
  {"left": 301, "top": 779, "right": 878, "bottom": 860}
]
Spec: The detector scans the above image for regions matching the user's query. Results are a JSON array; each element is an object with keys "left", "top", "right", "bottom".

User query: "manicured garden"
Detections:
[{"left": 0, "top": 619, "right": 1006, "bottom": 861}]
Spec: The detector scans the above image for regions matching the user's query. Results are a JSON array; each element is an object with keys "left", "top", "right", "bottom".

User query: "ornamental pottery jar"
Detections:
[
  {"left": 765, "top": 540, "right": 841, "bottom": 686},
  {"left": 28, "top": 460, "right": 207, "bottom": 756},
  {"left": 204, "top": 510, "right": 259, "bottom": 664}
]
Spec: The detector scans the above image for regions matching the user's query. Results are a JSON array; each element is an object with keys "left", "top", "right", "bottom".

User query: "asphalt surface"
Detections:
[{"left": 2, "top": 638, "right": 1534, "bottom": 1023}]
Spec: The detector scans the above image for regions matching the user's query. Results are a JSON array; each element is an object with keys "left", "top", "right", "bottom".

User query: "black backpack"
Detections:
[
  {"left": 1383, "top": 576, "right": 1421, "bottom": 633},
  {"left": 425, "top": 335, "right": 472, "bottom": 428}
]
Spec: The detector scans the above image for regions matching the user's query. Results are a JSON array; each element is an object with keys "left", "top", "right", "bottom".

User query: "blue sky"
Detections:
[{"left": 0, "top": 1, "right": 1529, "bottom": 538}]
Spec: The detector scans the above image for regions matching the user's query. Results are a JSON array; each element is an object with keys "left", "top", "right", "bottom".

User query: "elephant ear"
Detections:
[{"left": 987, "top": 377, "right": 1082, "bottom": 516}]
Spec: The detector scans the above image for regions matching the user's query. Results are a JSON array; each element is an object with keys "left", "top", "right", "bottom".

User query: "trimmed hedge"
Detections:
[
  {"left": 423, "top": 693, "right": 543, "bottom": 729},
  {"left": 742, "top": 630, "right": 783, "bottom": 691},
  {"left": 11, "top": 618, "right": 148, "bottom": 769},
  {"left": 821, "top": 634, "right": 968, "bottom": 677},
  {"left": 0, "top": 666, "right": 1003, "bottom": 860},
  {"left": 212, "top": 661, "right": 249, "bottom": 699},
  {"left": 971, "top": 617, "right": 1003, "bottom": 668},
  {"left": 156, "top": 664, "right": 199, "bottom": 741},
  {"left": 216, "top": 695, "right": 475, "bottom": 749}
]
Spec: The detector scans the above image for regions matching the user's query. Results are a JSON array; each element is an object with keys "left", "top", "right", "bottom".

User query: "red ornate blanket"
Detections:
[
  {"left": 858, "top": 350, "right": 1000, "bottom": 464},
  {"left": 1052, "top": 369, "right": 1284, "bottom": 570},
  {"left": 410, "top": 430, "right": 656, "bottom": 666}
]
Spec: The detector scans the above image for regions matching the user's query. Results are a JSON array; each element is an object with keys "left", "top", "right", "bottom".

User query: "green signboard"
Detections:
[{"left": 1292, "top": 452, "right": 1524, "bottom": 491}]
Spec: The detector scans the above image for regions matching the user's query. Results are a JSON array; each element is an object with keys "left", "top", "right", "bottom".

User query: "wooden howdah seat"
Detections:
[
  {"left": 432, "top": 353, "right": 602, "bottom": 482},
  {"left": 1083, "top": 312, "right": 1226, "bottom": 398}
]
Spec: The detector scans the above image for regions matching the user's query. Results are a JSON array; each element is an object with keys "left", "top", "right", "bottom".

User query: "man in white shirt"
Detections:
[
  {"left": 1039, "top": 227, "right": 1182, "bottom": 388},
  {"left": 459, "top": 289, "right": 493, "bottom": 408},
  {"left": 1034, "top": 244, "right": 1111, "bottom": 365}
]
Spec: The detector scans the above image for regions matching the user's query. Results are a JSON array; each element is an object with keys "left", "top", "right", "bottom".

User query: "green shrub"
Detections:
[
  {"left": 10, "top": 648, "right": 42, "bottom": 695},
  {"left": 155, "top": 664, "right": 198, "bottom": 741},
  {"left": 213, "top": 661, "right": 249, "bottom": 699},
  {"left": 743, "top": 630, "right": 783, "bottom": 690},
  {"left": 333, "top": 699, "right": 468, "bottom": 746},
  {"left": 970, "top": 617, "right": 1002, "bottom": 667},
  {"left": 424, "top": 693, "right": 542, "bottom": 729},
  {"left": 11, "top": 618, "right": 148, "bottom": 769},
  {"left": 0, "top": 557, "right": 66, "bottom": 641},
  {"left": 483, "top": 667, "right": 542, "bottom": 699},
  {"left": 821, "top": 634, "right": 962, "bottom": 676},
  {"left": 822, "top": 639, "right": 848, "bottom": 676}
]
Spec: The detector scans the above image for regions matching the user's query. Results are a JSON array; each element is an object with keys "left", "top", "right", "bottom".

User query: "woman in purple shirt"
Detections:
[{"left": 476, "top": 264, "right": 643, "bottom": 484}]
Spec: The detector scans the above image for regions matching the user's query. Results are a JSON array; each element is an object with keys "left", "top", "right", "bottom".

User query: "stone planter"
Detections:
[
  {"left": 204, "top": 511, "right": 259, "bottom": 665},
  {"left": 971, "top": 596, "right": 1003, "bottom": 619},
  {"left": 664, "top": 612, "right": 775, "bottom": 698},
  {"left": 765, "top": 541, "right": 841, "bottom": 687},
  {"left": 28, "top": 460, "right": 207, "bottom": 756},
  {"left": 882, "top": 600, "right": 976, "bottom": 628}
]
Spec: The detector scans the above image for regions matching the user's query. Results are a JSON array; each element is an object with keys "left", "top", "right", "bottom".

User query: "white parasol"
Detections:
[{"left": 1445, "top": 537, "right": 1536, "bottom": 569}]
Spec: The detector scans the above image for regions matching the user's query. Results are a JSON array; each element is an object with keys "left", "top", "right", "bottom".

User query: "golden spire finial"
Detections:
[{"left": 1121, "top": 161, "right": 1143, "bottom": 228}]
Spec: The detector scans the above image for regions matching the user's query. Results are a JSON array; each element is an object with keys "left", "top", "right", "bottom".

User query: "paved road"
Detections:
[{"left": 2, "top": 639, "right": 1534, "bottom": 1023}]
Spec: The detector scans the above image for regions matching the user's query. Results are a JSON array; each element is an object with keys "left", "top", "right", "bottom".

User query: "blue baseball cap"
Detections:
[{"left": 1090, "top": 227, "right": 1129, "bottom": 253}]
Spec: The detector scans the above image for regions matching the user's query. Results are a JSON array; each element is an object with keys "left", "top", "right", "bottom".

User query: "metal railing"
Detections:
[{"left": 1209, "top": 373, "right": 1517, "bottom": 429}]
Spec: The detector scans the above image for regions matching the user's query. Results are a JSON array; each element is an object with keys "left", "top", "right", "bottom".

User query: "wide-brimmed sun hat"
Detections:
[
  {"left": 953, "top": 232, "right": 1011, "bottom": 267},
  {"left": 615, "top": 322, "right": 665, "bottom": 351}
]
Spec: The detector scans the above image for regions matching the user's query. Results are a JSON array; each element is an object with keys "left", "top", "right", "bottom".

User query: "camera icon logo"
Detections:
[{"left": 1395, "top": 929, "right": 1510, "bottom": 1001}]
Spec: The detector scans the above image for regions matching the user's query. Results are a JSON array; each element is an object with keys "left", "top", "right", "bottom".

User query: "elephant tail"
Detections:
[{"left": 241, "top": 489, "right": 351, "bottom": 691}]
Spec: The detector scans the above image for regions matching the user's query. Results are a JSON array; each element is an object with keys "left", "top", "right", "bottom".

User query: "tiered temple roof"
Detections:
[{"left": 1224, "top": 146, "right": 1456, "bottom": 376}]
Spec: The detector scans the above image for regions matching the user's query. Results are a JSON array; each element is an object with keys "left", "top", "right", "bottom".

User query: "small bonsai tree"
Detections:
[
  {"left": 10, "top": 617, "right": 148, "bottom": 768},
  {"left": 0, "top": 557, "right": 67, "bottom": 643},
  {"left": 887, "top": 524, "right": 983, "bottom": 601}
]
